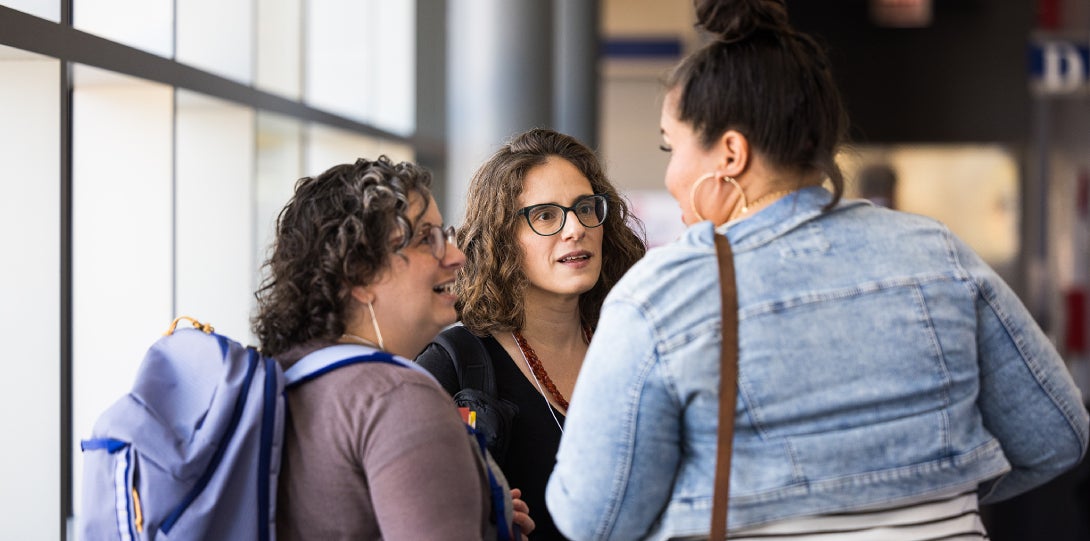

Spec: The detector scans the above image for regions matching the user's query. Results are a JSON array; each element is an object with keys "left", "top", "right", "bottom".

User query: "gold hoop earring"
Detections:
[
  {"left": 723, "top": 176, "right": 749, "bottom": 212},
  {"left": 367, "top": 301, "right": 386, "bottom": 351},
  {"left": 688, "top": 172, "right": 719, "bottom": 222}
]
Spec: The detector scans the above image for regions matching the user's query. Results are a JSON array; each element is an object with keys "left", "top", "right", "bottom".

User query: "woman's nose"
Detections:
[
  {"left": 445, "top": 242, "right": 467, "bottom": 269},
  {"left": 561, "top": 210, "right": 587, "bottom": 240}
]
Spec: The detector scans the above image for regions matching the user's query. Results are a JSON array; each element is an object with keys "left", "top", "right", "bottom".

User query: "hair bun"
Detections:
[{"left": 694, "top": 0, "right": 790, "bottom": 41}]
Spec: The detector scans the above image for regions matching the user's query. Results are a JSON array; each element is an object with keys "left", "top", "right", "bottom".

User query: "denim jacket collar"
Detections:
[{"left": 719, "top": 186, "right": 867, "bottom": 253}]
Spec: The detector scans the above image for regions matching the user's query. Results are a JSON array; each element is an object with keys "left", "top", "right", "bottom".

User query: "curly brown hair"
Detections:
[
  {"left": 458, "top": 128, "right": 646, "bottom": 335},
  {"left": 252, "top": 156, "right": 433, "bottom": 357}
]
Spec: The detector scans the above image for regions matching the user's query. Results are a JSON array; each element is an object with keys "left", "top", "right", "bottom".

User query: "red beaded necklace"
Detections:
[{"left": 512, "top": 326, "right": 592, "bottom": 411}]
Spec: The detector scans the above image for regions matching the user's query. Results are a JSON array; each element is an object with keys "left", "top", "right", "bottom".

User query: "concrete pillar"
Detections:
[
  {"left": 446, "top": 0, "right": 554, "bottom": 223},
  {"left": 415, "top": 0, "right": 447, "bottom": 212},
  {"left": 554, "top": 0, "right": 600, "bottom": 149}
]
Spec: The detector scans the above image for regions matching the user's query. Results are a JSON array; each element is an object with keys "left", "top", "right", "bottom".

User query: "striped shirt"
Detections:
[{"left": 725, "top": 489, "right": 988, "bottom": 541}]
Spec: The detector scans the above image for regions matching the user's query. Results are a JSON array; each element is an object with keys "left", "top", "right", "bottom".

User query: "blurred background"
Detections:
[{"left": 1, "top": 0, "right": 1087, "bottom": 539}]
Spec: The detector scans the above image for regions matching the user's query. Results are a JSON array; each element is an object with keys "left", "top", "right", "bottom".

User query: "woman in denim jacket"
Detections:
[{"left": 545, "top": 1, "right": 1089, "bottom": 540}]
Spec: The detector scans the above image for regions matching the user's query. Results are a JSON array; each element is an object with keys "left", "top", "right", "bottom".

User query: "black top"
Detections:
[{"left": 417, "top": 332, "right": 570, "bottom": 541}]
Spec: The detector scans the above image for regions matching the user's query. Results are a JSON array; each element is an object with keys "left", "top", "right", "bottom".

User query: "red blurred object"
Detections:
[
  {"left": 1038, "top": 0, "right": 1061, "bottom": 30},
  {"left": 1066, "top": 288, "right": 1087, "bottom": 354}
]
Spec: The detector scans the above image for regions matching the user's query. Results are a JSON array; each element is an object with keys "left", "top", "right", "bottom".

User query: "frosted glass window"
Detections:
[
  {"left": 306, "top": 0, "right": 415, "bottom": 135},
  {"left": 74, "top": 0, "right": 173, "bottom": 58},
  {"left": 362, "top": 0, "right": 414, "bottom": 135},
  {"left": 1, "top": 0, "right": 60, "bottom": 21},
  {"left": 175, "top": 91, "right": 256, "bottom": 341},
  {"left": 374, "top": 138, "right": 414, "bottom": 165},
  {"left": 0, "top": 45, "right": 60, "bottom": 541},
  {"left": 255, "top": 113, "right": 303, "bottom": 285},
  {"left": 177, "top": 0, "right": 253, "bottom": 84},
  {"left": 71, "top": 65, "right": 174, "bottom": 518},
  {"left": 305, "top": 1, "right": 368, "bottom": 124},
  {"left": 305, "top": 124, "right": 413, "bottom": 178},
  {"left": 256, "top": 0, "right": 302, "bottom": 99}
]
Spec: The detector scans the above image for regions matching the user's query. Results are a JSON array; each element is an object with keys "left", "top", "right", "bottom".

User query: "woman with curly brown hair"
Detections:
[
  {"left": 253, "top": 156, "right": 533, "bottom": 540},
  {"left": 416, "top": 128, "right": 646, "bottom": 540}
]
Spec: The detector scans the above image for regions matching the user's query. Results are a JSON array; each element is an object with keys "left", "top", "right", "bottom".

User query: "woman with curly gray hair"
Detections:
[{"left": 254, "top": 156, "right": 533, "bottom": 540}]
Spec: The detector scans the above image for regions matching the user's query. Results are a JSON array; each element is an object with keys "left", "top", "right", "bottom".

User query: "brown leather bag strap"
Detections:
[{"left": 709, "top": 234, "right": 739, "bottom": 540}]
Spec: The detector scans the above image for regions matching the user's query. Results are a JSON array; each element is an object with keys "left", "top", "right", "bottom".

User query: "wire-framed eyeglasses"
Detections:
[
  {"left": 517, "top": 194, "right": 608, "bottom": 236},
  {"left": 418, "top": 224, "right": 457, "bottom": 261}
]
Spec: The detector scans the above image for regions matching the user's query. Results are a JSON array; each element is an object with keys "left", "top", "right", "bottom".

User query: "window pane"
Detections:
[
  {"left": 177, "top": 0, "right": 253, "bottom": 84},
  {"left": 306, "top": 0, "right": 415, "bottom": 135},
  {"left": 71, "top": 65, "right": 174, "bottom": 518},
  {"left": 0, "top": 45, "right": 60, "bottom": 540},
  {"left": 363, "top": 0, "right": 415, "bottom": 135},
  {"left": 1, "top": 0, "right": 60, "bottom": 21},
  {"left": 305, "top": 0, "right": 368, "bottom": 124},
  {"left": 256, "top": 0, "right": 302, "bottom": 99},
  {"left": 175, "top": 90, "right": 256, "bottom": 340},
  {"left": 306, "top": 123, "right": 413, "bottom": 177},
  {"left": 74, "top": 0, "right": 173, "bottom": 58},
  {"left": 255, "top": 112, "right": 303, "bottom": 284}
]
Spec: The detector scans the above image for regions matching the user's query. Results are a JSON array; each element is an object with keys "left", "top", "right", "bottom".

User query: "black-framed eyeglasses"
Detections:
[
  {"left": 418, "top": 225, "right": 457, "bottom": 261},
  {"left": 517, "top": 194, "right": 608, "bottom": 236}
]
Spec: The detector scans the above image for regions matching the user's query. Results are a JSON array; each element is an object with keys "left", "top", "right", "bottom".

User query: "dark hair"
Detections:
[
  {"left": 668, "top": 0, "right": 848, "bottom": 209},
  {"left": 458, "top": 128, "right": 647, "bottom": 335},
  {"left": 252, "top": 156, "right": 432, "bottom": 357}
]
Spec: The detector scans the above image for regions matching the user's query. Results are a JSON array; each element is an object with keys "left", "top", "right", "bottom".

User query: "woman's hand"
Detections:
[{"left": 511, "top": 488, "right": 535, "bottom": 541}]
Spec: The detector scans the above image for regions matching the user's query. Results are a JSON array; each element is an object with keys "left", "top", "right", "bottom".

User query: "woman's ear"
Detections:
[
  {"left": 350, "top": 285, "right": 375, "bottom": 306},
  {"left": 717, "top": 130, "right": 749, "bottom": 178}
]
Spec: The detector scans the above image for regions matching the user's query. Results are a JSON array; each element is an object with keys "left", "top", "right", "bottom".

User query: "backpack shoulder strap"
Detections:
[
  {"left": 433, "top": 325, "right": 496, "bottom": 396},
  {"left": 467, "top": 424, "right": 515, "bottom": 541},
  {"left": 284, "top": 344, "right": 416, "bottom": 388}
]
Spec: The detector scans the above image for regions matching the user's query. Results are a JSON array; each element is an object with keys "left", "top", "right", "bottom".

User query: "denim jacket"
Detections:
[{"left": 546, "top": 186, "right": 1089, "bottom": 541}]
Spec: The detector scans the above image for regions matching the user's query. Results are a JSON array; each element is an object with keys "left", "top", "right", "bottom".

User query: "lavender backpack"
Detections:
[{"left": 77, "top": 317, "right": 401, "bottom": 540}]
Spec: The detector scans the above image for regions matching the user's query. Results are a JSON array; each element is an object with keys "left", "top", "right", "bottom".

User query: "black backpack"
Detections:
[{"left": 427, "top": 325, "right": 519, "bottom": 463}]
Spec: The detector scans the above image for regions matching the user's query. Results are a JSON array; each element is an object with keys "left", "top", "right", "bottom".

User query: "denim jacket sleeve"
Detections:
[
  {"left": 956, "top": 235, "right": 1090, "bottom": 502},
  {"left": 547, "top": 298, "right": 680, "bottom": 541}
]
